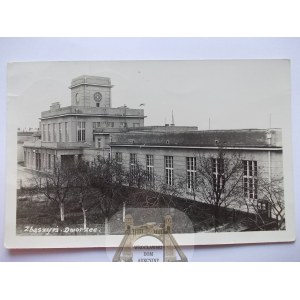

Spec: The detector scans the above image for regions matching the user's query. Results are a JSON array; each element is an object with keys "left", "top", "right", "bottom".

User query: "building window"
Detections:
[
  {"left": 58, "top": 123, "right": 62, "bottom": 142},
  {"left": 24, "top": 151, "right": 26, "bottom": 165},
  {"left": 93, "top": 121, "right": 114, "bottom": 129},
  {"left": 96, "top": 103, "right": 100, "bottom": 107},
  {"left": 257, "top": 200, "right": 268, "bottom": 211},
  {"left": 53, "top": 123, "right": 56, "bottom": 142},
  {"left": 146, "top": 154, "right": 154, "bottom": 184},
  {"left": 243, "top": 160, "right": 258, "bottom": 200},
  {"left": 35, "top": 153, "right": 41, "bottom": 171},
  {"left": 48, "top": 154, "right": 51, "bottom": 169},
  {"left": 65, "top": 122, "right": 69, "bottom": 142},
  {"left": 186, "top": 157, "right": 196, "bottom": 192},
  {"left": 212, "top": 158, "right": 225, "bottom": 193},
  {"left": 116, "top": 152, "right": 122, "bottom": 164},
  {"left": 97, "top": 138, "right": 101, "bottom": 148},
  {"left": 48, "top": 124, "right": 51, "bottom": 142},
  {"left": 77, "top": 121, "right": 86, "bottom": 142},
  {"left": 42, "top": 124, "right": 46, "bottom": 141},
  {"left": 130, "top": 153, "right": 137, "bottom": 184},
  {"left": 165, "top": 156, "right": 174, "bottom": 186}
]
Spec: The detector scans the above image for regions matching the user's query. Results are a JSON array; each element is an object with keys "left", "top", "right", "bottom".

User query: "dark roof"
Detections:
[
  {"left": 17, "top": 131, "right": 35, "bottom": 136},
  {"left": 110, "top": 129, "right": 282, "bottom": 148},
  {"left": 93, "top": 125, "right": 198, "bottom": 135}
]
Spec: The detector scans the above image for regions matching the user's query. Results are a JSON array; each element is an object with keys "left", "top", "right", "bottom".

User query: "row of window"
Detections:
[
  {"left": 93, "top": 122, "right": 141, "bottom": 129},
  {"left": 115, "top": 152, "right": 258, "bottom": 199},
  {"left": 24, "top": 151, "right": 54, "bottom": 170},
  {"left": 43, "top": 121, "right": 142, "bottom": 143},
  {"left": 93, "top": 121, "right": 115, "bottom": 128},
  {"left": 42, "top": 122, "right": 86, "bottom": 142},
  {"left": 42, "top": 122, "right": 69, "bottom": 142}
]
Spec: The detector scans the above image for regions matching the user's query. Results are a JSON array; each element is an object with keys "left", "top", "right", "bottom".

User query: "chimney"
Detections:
[{"left": 50, "top": 102, "right": 60, "bottom": 111}]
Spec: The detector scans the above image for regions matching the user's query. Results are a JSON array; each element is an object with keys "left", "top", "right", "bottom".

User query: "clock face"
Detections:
[{"left": 94, "top": 92, "right": 102, "bottom": 102}]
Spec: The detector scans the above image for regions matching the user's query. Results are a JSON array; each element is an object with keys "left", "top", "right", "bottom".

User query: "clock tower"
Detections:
[{"left": 69, "top": 75, "right": 113, "bottom": 108}]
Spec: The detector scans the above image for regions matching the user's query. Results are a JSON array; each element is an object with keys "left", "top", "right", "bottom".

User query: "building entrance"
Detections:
[{"left": 61, "top": 155, "right": 75, "bottom": 169}]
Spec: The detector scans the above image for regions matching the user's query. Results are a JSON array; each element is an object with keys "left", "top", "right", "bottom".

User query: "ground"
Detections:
[
  {"left": 16, "top": 188, "right": 252, "bottom": 236},
  {"left": 17, "top": 163, "right": 35, "bottom": 189}
]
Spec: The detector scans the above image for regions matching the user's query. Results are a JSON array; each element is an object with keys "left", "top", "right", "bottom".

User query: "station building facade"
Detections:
[
  {"left": 23, "top": 75, "right": 145, "bottom": 170},
  {"left": 22, "top": 75, "right": 283, "bottom": 217},
  {"left": 109, "top": 129, "right": 283, "bottom": 213}
]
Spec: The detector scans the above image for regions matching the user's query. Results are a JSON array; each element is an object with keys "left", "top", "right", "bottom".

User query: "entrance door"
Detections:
[{"left": 61, "top": 155, "right": 75, "bottom": 169}]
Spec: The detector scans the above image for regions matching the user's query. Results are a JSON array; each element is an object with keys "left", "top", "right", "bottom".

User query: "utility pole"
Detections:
[
  {"left": 124, "top": 104, "right": 127, "bottom": 128},
  {"left": 171, "top": 110, "right": 175, "bottom": 126}
]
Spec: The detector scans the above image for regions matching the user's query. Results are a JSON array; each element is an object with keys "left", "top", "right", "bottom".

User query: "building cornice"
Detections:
[
  {"left": 40, "top": 113, "right": 146, "bottom": 120},
  {"left": 109, "top": 144, "right": 282, "bottom": 151},
  {"left": 69, "top": 83, "right": 114, "bottom": 89}
]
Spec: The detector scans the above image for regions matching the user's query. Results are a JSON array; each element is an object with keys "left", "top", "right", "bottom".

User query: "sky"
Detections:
[{"left": 7, "top": 60, "right": 290, "bottom": 131}]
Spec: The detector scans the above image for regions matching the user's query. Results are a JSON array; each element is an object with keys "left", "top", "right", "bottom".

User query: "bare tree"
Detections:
[
  {"left": 72, "top": 160, "right": 93, "bottom": 229},
  {"left": 31, "top": 160, "right": 75, "bottom": 222},
  {"left": 191, "top": 147, "right": 244, "bottom": 231},
  {"left": 89, "top": 156, "right": 127, "bottom": 234},
  {"left": 260, "top": 176, "right": 285, "bottom": 229},
  {"left": 126, "top": 161, "right": 149, "bottom": 189},
  {"left": 244, "top": 175, "right": 285, "bottom": 230}
]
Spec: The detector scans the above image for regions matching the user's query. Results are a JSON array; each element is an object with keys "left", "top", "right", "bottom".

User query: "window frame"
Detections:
[
  {"left": 243, "top": 160, "right": 258, "bottom": 200},
  {"left": 65, "top": 122, "right": 69, "bottom": 142},
  {"left": 47, "top": 124, "right": 51, "bottom": 142},
  {"left": 77, "top": 121, "right": 86, "bottom": 142},
  {"left": 165, "top": 156, "right": 174, "bottom": 186},
  {"left": 146, "top": 154, "right": 154, "bottom": 184},
  {"left": 58, "top": 123, "right": 62, "bottom": 142},
  {"left": 116, "top": 152, "right": 123, "bottom": 164},
  {"left": 42, "top": 124, "right": 46, "bottom": 141},
  {"left": 52, "top": 123, "right": 56, "bottom": 142},
  {"left": 212, "top": 158, "right": 225, "bottom": 193},
  {"left": 129, "top": 153, "right": 137, "bottom": 184},
  {"left": 186, "top": 157, "right": 197, "bottom": 192}
]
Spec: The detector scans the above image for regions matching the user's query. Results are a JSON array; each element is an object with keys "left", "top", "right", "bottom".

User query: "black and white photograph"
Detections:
[{"left": 4, "top": 60, "right": 295, "bottom": 249}]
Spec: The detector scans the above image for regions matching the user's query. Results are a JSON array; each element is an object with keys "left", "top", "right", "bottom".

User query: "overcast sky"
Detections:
[{"left": 7, "top": 60, "right": 290, "bottom": 130}]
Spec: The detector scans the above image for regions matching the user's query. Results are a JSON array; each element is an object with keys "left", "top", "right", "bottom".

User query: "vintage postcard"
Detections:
[{"left": 4, "top": 60, "right": 295, "bottom": 258}]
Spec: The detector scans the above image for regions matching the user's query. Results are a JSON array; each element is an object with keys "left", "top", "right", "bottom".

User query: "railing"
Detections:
[{"left": 41, "top": 106, "right": 144, "bottom": 118}]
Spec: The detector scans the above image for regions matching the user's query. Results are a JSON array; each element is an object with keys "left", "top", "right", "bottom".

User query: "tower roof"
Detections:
[{"left": 69, "top": 75, "right": 112, "bottom": 89}]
